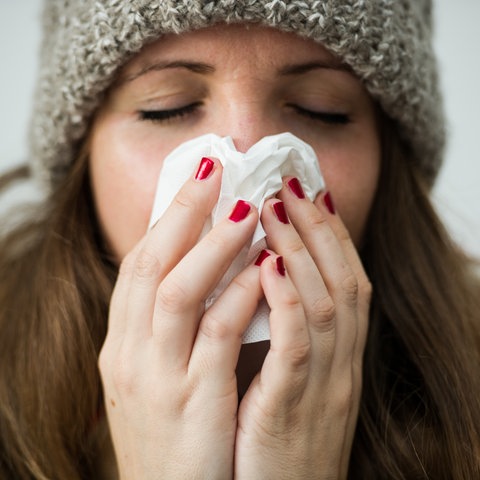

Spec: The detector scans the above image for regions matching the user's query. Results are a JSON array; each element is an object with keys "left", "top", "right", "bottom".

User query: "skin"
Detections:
[{"left": 95, "top": 25, "right": 379, "bottom": 479}]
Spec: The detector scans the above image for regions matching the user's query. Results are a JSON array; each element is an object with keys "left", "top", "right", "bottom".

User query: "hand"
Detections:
[
  {"left": 98, "top": 158, "right": 263, "bottom": 479},
  {"left": 234, "top": 179, "right": 371, "bottom": 479}
]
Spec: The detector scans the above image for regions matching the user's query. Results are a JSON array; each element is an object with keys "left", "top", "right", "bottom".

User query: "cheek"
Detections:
[
  {"left": 89, "top": 118, "right": 172, "bottom": 260},
  {"left": 314, "top": 136, "right": 381, "bottom": 246}
]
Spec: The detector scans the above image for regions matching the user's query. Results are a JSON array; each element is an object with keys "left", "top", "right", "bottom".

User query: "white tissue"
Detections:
[{"left": 148, "top": 132, "right": 325, "bottom": 343}]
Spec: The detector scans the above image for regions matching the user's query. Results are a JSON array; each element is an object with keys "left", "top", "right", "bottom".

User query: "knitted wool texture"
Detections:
[{"left": 30, "top": 0, "right": 445, "bottom": 188}]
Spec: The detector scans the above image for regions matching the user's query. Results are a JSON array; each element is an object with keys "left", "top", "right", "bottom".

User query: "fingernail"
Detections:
[
  {"left": 229, "top": 200, "right": 251, "bottom": 222},
  {"left": 276, "top": 256, "right": 286, "bottom": 276},
  {"left": 287, "top": 177, "right": 305, "bottom": 199},
  {"left": 323, "top": 191, "right": 335, "bottom": 215},
  {"left": 195, "top": 157, "right": 215, "bottom": 180},
  {"left": 273, "top": 201, "right": 289, "bottom": 224},
  {"left": 255, "top": 249, "right": 271, "bottom": 266}
]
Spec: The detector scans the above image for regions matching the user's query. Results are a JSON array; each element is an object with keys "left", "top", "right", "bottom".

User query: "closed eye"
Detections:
[
  {"left": 139, "top": 102, "right": 202, "bottom": 123},
  {"left": 138, "top": 101, "right": 349, "bottom": 125},
  {"left": 288, "top": 104, "right": 350, "bottom": 125}
]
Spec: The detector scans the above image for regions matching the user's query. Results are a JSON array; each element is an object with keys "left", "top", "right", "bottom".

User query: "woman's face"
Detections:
[{"left": 90, "top": 25, "right": 381, "bottom": 259}]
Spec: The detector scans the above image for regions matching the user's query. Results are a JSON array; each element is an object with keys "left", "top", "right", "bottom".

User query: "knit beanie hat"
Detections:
[{"left": 30, "top": 0, "right": 445, "bottom": 189}]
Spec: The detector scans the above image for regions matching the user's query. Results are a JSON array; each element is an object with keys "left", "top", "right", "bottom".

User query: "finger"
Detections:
[
  {"left": 189, "top": 261, "right": 264, "bottom": 384},
  {"left": 151, "top": 200, "right": 259, "bottom": 368},
  {"left": 124, "top": 157, "right": 222, "bottom": 341},
  {"left": 313, "top": 191, "right": 372, "bottom": 352},
  {"left": 278, "top": 179, "right": 354, "bottom": 300},
  {"left": 258, "top": 255, "right": 313, "bottom": 401},
  {"left": 261, "top": 198, "right": 333, "bottom": 334},
  {"left": 279, "top": 184, "right": 370, "bottom": 478},
  {"left": 313, "top": 191, "right": 371, "bottom": 474},
  {"left": 279, "top": 179, "right": 359, "bottom": 354}
]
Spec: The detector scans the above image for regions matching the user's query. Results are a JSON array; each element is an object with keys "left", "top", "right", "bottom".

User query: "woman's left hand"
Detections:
[{"left": 234, "top": 179, "right": 371, "bottom": 479}]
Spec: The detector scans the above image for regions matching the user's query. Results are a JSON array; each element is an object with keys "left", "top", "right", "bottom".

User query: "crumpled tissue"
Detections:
[{"left": 148, "top": 132, "right": 325, "bottom": 343}]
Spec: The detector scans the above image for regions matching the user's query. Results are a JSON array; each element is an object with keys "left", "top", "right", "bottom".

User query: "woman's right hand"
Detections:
[{"left": 98, "top": 157, "right": 261, "bottom": 480}]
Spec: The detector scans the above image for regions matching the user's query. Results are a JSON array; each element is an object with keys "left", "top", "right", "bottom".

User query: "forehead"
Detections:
[{"left": 119, "top": 24, "right": 347, "bottom": 79}]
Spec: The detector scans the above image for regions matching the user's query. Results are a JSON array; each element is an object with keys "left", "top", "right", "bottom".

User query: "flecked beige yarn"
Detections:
[{"left": 29, "top": 0, "right": 445, "bottom": 189}]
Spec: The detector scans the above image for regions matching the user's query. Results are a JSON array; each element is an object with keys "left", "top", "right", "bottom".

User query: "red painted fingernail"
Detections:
[
  {"left": 323, "top": 191, "right": 335, "bottom": 214},
  {"left": 287, "top": 177, "right": 305, "bottom": 199},
  {"left": 229, "top": 200, "right": 251, "bottom": 222},
  {"left": 276, "top": 256, "right": 286, "bottom": 276},
  {"left": 273, "top": 201, "right": 289, "bottom": 224},
  {"left": 255, "top": 249, "right": 271, "bottom": 266},
  {"left": 195, "top": 157, "right": 215, "bottom": 180}
]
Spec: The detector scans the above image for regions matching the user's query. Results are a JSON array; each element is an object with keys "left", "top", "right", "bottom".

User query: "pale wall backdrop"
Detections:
[{"left": 1, "top": 0, "right": 479, "bottom": 257}]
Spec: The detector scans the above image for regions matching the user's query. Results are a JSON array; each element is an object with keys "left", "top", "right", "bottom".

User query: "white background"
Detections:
[{"left": 0, "top": 0, "right": 478, "bottom": 257}]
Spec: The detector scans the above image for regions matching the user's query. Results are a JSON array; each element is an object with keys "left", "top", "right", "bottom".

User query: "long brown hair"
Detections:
[
  {"left": 0, "top": 152, "right": 115, "bottom": 479},
  {"left": 0, "top": 115, "right": 479, "bottom": 479},
  {"left": 350, "top": 118, "right": 480, "bottom": 478}
]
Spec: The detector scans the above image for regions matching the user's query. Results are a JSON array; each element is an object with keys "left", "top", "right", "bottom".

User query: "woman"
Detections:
[{"left": 1, "top": 1, "right": 479, "bottom": 479}]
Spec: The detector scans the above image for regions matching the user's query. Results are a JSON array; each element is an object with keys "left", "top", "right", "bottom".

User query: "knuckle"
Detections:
[
  {"left": 306, "top": 210, "right": 329, "bottom": 232},
  {"left": 336, "top": 225, "right": 353, "bottom": 244},
  {"left": 205, "top": 231, "right": 231, "bottom": 253},
  {"left": 285, "top": 340, "right": 312, "bottom": 369},
  {"left": 133, "top": 249, "right": 163, "bottom": 281},
  {"left": 282, "top": 290, "right": 303, "bottom": 311},
  {"left": 272, "top": 338, "right": 311, "bottom": 371},
  {"left": 156, "top": 277, "right": 190, "bottom": 314},
  {"left": 173, "top": 188, "right": 200, "bottom": 214},
  {"left": 339, "top": 272, "right": 359, "bottom": 306},
  {"left": 284, "top": 237, "right": 307, "bottom": 256},
  {"left": 230, "top": 274, "right": 260, "bottom": 305},
  {"left": 201, "top": 310, "right": 235, "bottom": 341},
  {"left": 230, "top": 274, "right": 251, "bottom": 295},
  {"left": 358, "top": 277, "right": 373, "bottom": 302},
  {"left": 310, "top": 296, "right": 336, "bottom": 330}
]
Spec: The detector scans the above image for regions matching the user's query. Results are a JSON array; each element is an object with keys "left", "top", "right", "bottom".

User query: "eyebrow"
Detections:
[
  {"left": 120, "top": 59, "right": 351, "bottom": 86},
  {"left": 278, "top": 61, "right": 352, "bottom": 75},
  {"left": 121, "top": 61, "right": 215, "bottom": 85}
]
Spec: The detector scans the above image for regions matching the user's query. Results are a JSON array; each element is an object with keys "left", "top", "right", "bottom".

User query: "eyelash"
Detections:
[
  {"left": 139, "top": 102, "right": 350, "bottom": 125},
  {"left": 139, "top": 102, "right": 202, "bottom": 122},
  {"left": 287, "top": 104, "right": 350, "bottom": 125}
]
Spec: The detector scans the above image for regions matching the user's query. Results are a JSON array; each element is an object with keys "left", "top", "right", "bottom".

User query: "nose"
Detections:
[{"left": 212, "top": 101, "right": 282, "bottom": 153}]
